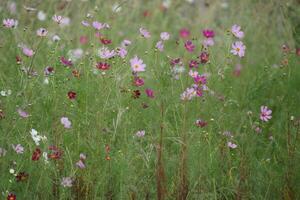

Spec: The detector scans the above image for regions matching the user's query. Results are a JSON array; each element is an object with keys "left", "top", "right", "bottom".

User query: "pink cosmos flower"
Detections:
[
  {"left": 202, "top": 38, "right": 214, "bottom": 47},
  {"left": 36, "top": 28, "right": 48, "bottom": 37},
  {"left": 81, "top": 20, "right": 90, "bottom": 27},
  {"left": 130, "top": 56, "right": 146, "bottom": 72},
  {"left": 135, "top": 130, "right": 145, "bottom": 137},
  {"left": 12, "top": 144, "right": 24, "bottom": 154},
  {"left": 160, "top": 32, "right": 170, "bottom": 41},
  {"left": 260, "top": 106, "right": 272, "bottom": 122},
  {"left": 227, "top": 142, "right": 237, "bottom": 149},
  {"left": 76, "top": 160, "right": 86, "bottom": 169},
  {"left": 17, "top": 109, "right": 29, "bottom": 118},
  {"left": 22, "top": 47, "right": 34, "bottom": 57},
  {"left": 92, "top": 21, "right": 109, "bottom": 30},
  {"left": 181, "top": 87, "right": 196, "bottom": 101},
  {"left": 80, "top": 36, "right": 88, "bottom": 45},
  {"left": 52, "top": 15, "right": 63, "bottom": 24},
  {"left": 179, "top": 28, "right": 190, "bottom": 38},
  {"left": 231, "top": 24, "right": 244, "bottom": 39},
  {"left": 3, "top": 18, "right": 18, "bottom": 28},
  {"left": 79, "top": 153, "right": 86, "bottom": 160},
  {"left": 121, "top": 39, "right": 132, "bottom": 47},
  {"left": 145, "top": 88, "right": 154, "bottom": 98},
  {"left": 139, "top": 27, "right": 151, "bottom": 38},
  {"left": 98, "top": 47, "right": 115, "bottom": 59},
  {"left": 189, "top": 70, "right": 199, "bottom": 78},
  {"left": 202, "top": 29, "right": 215, "bottom": 38},
  {"left": 231, "top": 41, "right": 246, "bottom": 57},
  {"left": 61, "top": 117, "right": 71, "bottom": 129},
  {"left": 156, "top": 41, "right": 164, "bottom": 51},
  {"left": 184, "top": 40, "right": 195, "bottom": 52},
  {"left": 117, "top": 47, "right": 127, "bottom": 58},
  {"left": 61, "top": 177, "right": 73, "bottom": 187}
]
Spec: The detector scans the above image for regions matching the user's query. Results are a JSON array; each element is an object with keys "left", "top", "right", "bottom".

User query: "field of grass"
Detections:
[{"left": 0, "top": 0, "right": 300, "bottom": 199}]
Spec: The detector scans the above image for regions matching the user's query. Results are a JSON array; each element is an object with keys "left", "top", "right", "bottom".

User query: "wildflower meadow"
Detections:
[{"left": 0, "top": 0, "right": 300, "bottom": 199}]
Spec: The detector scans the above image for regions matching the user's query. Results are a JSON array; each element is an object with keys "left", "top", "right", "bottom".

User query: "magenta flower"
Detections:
[
  {"left": 3, "top": 18, "right": 18, "bottom": 28},
  {"left": 12, "top": 144, "right": 24, "bottom": 154},
  {"left": 179, "top": 28, "right": 190, "bottom": 38},
  {"left": 135, "top": 130, "right": 145, "bottom": 137},
  {"left": 139, "top": 27, "right": 151, "bottom": 38},
  {"left": 260, "top": 106, "right": 272, "bottom": 122},
  {"left": 61, "top": 117, "right": 71, "bottom": 129},
  {"left": 17, "top": 109, "right": 29, "bottom": 118},
  {"left": 130, "top": 56, "right": 146, "bottom": 72},
  {"left": 133, "top": 77, "right": 145, "bottom": 87},
  {"left": 231, "top": 24, "right": 244, "bottom": 39},
  {"left": 202, "top": 29, "right": 215, "bottom": 38},
  {"left": 36, "top": 28, "right": 48, "bottom": 37},
  {"left": 160, "top": 32, "right": 170, "bottom": 41},
  {"left": 22, "top": 47, "right": 34, "bottom": 57},
  {"left": 145, "top": 88, "right": 154, "bottom": 98},
  {"left": 227, "top": 142, "right": 237, "bottom": 149},
  {"left": 60, "top": 56, "right": 73, "bottom": 67},
  {"left": 184, "top": 40, "right": 195, "bottom": 52},
  {"left": 155, "top": 41, "right": 164, "bottom": 51},
  {"left": 231, "top": 41, "right": 246, "bottom": 57}
]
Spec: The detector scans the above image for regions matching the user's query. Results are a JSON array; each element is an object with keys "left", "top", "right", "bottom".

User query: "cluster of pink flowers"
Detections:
[{"left": 230, "top": 24, "right": 246, "bottom": 58}]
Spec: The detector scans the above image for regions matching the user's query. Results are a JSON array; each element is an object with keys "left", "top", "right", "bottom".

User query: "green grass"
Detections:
[{"left": 0, "top": 0, "right": 299, "bottom": 199}]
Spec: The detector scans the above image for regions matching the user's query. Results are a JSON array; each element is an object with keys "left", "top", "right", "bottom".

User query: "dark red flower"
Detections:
[
  {"left": 143, "top": 10, "right": 151, "bottom": 17},
  {"left": 96, "top": 62, "right": 110, "bottom": 70},
  {"left": 195, "top": 119, "right": 207, "bottom": 128},
  {"left": 72, "top": 70, "right": 80, "bottom": 78},
  {"left": 100, "top": 38, "right": 112, "bottom": 45},
  {"left": 7, "top": 193, "right": 16, "bottom": 200},
  {"left": 170, "top": 58, "right": 181, "bottom": 67},
  {"left": 199, "top": 52, "right": 209, "bottom": 64},
  {"left": 60, "top": 56, "right": 73, "bottom": 67},
  {"left": 16, "top": 172, "right": 29, "bottom": 182},
  {"left": 67, "top": 91, "right": 77, "bottom": 100},
  {"left": 189, "top": 60, "right": 199, "bottom": 68},
  {"left": 16, "top": 56, "right": 22, "bottom": 64},
  {"left": 32, "top": 148, "right": 42, "bottom": 161},
  {"left": 296, "top": 48, "right": 300, "bottom": 56},
  {"left": 105, "top": 144, "right": 110, "bottom": 153},
  {"left": 44, "top": 66, "right": 54, "bottom": 76},
  {"left": 132, "top": 90, "right": 141, "bottom": 99},
  {"left": 48, "top": 145, "right": 63, "bottom": 160}
]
